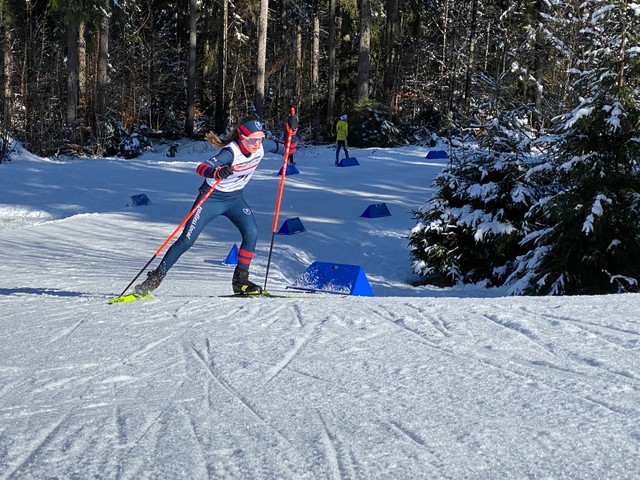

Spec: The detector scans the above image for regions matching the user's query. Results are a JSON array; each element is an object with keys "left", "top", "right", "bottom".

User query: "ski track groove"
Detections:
[
  {"left": 582, "top": 395, "right": 637, "bottom": 415},
  {"left": 495, "top": 303, "right": 640, "bottom": 353},
  {"left": 184, "top": 339, "right": 295, "bottom": 449},
  {"left": 185, "top": 411, "right": 210, "bottom": 479},
  {"left": 263, "top": 314, "right": 324, "bottom": 384},
  {"left": 456, "top": 306, "right": 640, "bottom": 417},
  {"left": 256, "top": 302, "right": 292, "bottom": 328},
  {"left": 222, "top": 301, "right": 291, "bottom": 327},
  {"left": 492, "top": 304, "right": 640, "bottom": 390},
  {"left": 174, "top": 298, "right": 249, "bottom": 325},
  {"left": 0, "top": 298, "right": 92, "bottom": 342},
  {"left": 317, "top": 411, "right": 345, "bottom": 480},
  {"left": 511, "top": 357, "right": 640, "bottom": 415},
  {"left": 366, "top": 304, "right": 447, "bottom": 347},
  {"left": 479, "top": 313, "right": 557, "bottom": 357},
  {"left": 286, "top": 365, "right": 342, "bottom": 386},
  {"left": 127, "top": 335, "right": 174, "bottom": 362},
  {"left": 483, "top": 355, "right": 637, "bottom": 416},
  {"left": 402, "top": 304, "right": 454, "bottom": 338},
  {"left": 46, "top": 315, "right": 90, "bottom": 345},
  {"left": 3, "top": 409, "right": 72, "bottom": 479},
  {"left": 119, "top": 380, "right": 188, "bottom": 462},
  {"left": 370, "top": 304, "right": 638, "bottom": 417},
  {"left": 292, "top": 303, "right": 304, "bottom": 328},
  {"left": 389, "top": 420, "right": 445, "bottom": 472},
  {"left": 115, "top": 405, "right": 127, "bottom": 457},
  {"left": 540, "top": 311, "right": 640, "bottom": 350},
  {"left": 568, "top": 322, "right": 640, "bottom": 351},
  {"left": 521, "top": 305, "right": 640, "bottom": 337}
]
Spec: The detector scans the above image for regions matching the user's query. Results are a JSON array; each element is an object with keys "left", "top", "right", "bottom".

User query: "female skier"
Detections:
[{"left": 134, "top": 118, "right": 296, "bottom": 296}]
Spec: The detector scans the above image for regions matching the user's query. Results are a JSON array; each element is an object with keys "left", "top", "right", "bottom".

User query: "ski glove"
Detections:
[{"left": 214, "top": 164, "right": 234, "bottom": 180}]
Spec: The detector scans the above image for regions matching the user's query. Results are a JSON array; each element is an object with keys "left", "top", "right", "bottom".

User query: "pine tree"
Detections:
[
  {"left": 506, "top": 0, "right": 640, "bottom": 295},
  {"left": 409, "top": 109, "right": 538, "bottom": 287}
]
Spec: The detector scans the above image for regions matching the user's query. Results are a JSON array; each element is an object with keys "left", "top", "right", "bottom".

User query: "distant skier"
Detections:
[
  {"left": 134, "top": 117, "right": 297, "bottom": 296},
  {"left": 287, "top": 132, "right": 300, "bottom": 166},
  {"left": 335, "top": 114, "right": 349, "bottom": 165}
]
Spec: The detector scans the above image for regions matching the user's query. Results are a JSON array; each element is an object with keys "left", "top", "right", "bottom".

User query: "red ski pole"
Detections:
[
  {"left": 263, "top": 108, "right": 299, "bottom": 291},
  {"left": 115, "top": 178, "right": 222, "bottom": 298}
]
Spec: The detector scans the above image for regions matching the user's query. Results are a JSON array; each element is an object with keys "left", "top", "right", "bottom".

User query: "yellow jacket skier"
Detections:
[{"left": 335, "top": 114, "right": 349, "bottom": 165}]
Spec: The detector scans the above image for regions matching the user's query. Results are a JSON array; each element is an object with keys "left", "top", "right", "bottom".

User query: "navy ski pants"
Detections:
[
  {"left": 157, "top": 187, "right": 257, "bottom": 274},
  {"left": 335, "top": 140, "right": 349, "bottom": 162}
]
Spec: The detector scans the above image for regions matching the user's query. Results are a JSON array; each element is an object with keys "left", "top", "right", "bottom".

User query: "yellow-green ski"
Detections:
[{"left": 109, "top": 293, "right": 153, "bottom": 304}]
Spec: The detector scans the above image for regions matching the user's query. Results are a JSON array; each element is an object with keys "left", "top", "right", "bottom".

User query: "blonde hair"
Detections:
[
  {"left": 205, "top": 117, "right": 259, "bottom": 149},
  {"left": 205, "top": 130, "right": 239, "bottom": 149}
]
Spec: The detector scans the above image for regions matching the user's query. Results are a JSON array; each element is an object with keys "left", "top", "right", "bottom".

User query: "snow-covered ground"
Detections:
[{"left": 1, "top": 139, "right": 639, "bottom": 479}]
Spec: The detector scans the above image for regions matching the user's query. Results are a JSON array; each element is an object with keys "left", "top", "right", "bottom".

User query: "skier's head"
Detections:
[
  {"left": 340, "top": 114, "right": 347, "bottom": 120},
  {"left": 237, "top": 119, "right": 264, "bottom": 137},
  {"left": 205, "top": 117, "right": 264, "bottom": 151},
  {"left": 237, "top": 119, "right": 265, "bottom": 153}
]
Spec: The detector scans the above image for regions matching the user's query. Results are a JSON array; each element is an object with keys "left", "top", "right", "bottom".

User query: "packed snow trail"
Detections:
[
  {"left": 1, "top": 142, "right": 639, "bottom": 478},
  {"left": 1, "top": 293, "right": 640, "bottom": 479}
]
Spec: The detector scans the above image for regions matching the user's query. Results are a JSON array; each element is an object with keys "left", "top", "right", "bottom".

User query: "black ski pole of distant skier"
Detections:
[
  {"left": 115, "top": 178, "right": 222, "bottom": 299},
  {"left": 263, "top": 108, "right": 299, "bottom": 292}
]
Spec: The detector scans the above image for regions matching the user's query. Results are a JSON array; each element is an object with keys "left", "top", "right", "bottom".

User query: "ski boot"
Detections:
[
  {"left": 134, "top": 269, "right": 166, "bottom": 296},
  {"left": 232, "top": 267, "right": 263, "bottom": 296}
]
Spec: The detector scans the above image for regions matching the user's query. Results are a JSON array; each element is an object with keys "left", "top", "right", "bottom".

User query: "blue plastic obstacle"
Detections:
[
  {"left": 223, "top": 243, "right": 238, "bottom": 265},
  {"left": 277, "top": 217, "right": 306, "bottom": 235},
  {"left": 289, "top": 262, "right": 374, "bottom": 296},
  {"left": 337, "top": 157, "right": 359, "bottom": 167},
  {"left": 426, "top": 150, "right": 448, "bottom": 159},
  {"left": 277, "top": 164, "right": 300, "bottom": 176},
  {"left": 361, "top": 203, "right": 391, "bottom": 218},
  {"left": 126, "top": 193, "right": 152, "bottom": 207}
]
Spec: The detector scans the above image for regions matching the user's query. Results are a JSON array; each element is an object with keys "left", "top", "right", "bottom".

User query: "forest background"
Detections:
[
  {"left": 1, "top": 0, "right": 639, "bottom": 297},
  {"left": 1, "top": 0, "right": 593, "bottom": 153}
]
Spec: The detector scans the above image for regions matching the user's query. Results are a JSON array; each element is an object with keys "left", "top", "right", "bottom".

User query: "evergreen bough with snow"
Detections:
[
  {"left": 506, "top": 0, "right": 640, "bottom": 295},
  {"left": 411, "top": 1, "right": 640, "bottom": 295},
  {"left": 409, "top": 110, "right": 538, "bottom": 287}
]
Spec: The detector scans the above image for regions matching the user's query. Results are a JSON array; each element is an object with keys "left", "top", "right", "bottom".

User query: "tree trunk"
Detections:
[
  {"left": 66, "top": 15, "right": 79, "bottom": 137},
  {"left": 295, "top": 17, "right": 302, "bottom": 104},
  {"left": 462, "top": 0, "right": 479, "bottom": 110},
  {"left": 1, "top": 0, "right": 15, "bottom": 159},
  {"left": 78, "top": 19, "right": 87, "bottom": 115},
  {"left": 255, "top": 0, "right": 268, "bottom": 118},
  {"left": 356, "top": 0, "right": 371, "bottom": 104},
  {"left": 533, "top": 0, "right": 546, "bottom": 130},
  {"left": 618, "top": 0, "right": 627, "bottom": 88},
  {"left": 95, "top": 1, "right": 110, "bottom": 153},
  {"left": 383, "top": 0, "right": 399, "bottom": 110},
  {"left": 311, "top": 8, "right": 319, "bottom": 103},
  {"left": 185, "top": 0, "right": 197, "bottom": 136},
  {"left": 326, "top": 0, "right": 337, "bottom": 128},
  {"left": 215, "top": 0, "right": 228, "bottom": 132},
  {"left": 1, "top": 0, "right": 15, "bottom": 130},
  {"left": 96, "top": 6, "right": 109, "bottom": 120}
]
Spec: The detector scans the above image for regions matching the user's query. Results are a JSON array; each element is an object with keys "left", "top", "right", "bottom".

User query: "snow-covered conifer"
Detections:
[
  {"left": 507, "top": 0, "right": 640, "bottom": 295},
  {"left": 409, "top": 109, "right": 538, "bottom": 287}
]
